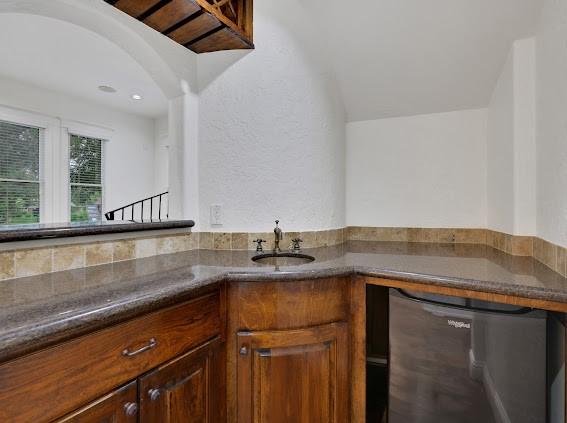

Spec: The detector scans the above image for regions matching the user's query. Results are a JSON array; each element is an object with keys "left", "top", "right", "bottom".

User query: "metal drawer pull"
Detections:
[{"left": 122, "top": 338, "right": 157, "bottom": 357}]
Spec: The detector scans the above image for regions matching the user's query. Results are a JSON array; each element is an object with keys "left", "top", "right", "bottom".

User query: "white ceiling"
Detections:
[
  {"left": 307, "top": 0, "right": 544, "bottom": 121},
  {"left": 0, "top": 13, "right": 168, "bottom": 118}
]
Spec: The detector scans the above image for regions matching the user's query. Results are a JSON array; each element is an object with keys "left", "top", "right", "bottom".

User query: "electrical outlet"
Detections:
[{"left": 210, "top": 204, "right": 223, "bottom": 225}]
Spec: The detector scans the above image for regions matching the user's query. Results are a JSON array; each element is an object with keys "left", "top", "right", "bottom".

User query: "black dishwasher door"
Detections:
[{"left": 388, "top": 289, "right": 546, "bottom": 423}]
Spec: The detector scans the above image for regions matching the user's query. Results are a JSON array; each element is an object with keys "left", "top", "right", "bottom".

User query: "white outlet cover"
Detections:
[{"left": 210, "top": 204, "right": 223, "bottom": 225}]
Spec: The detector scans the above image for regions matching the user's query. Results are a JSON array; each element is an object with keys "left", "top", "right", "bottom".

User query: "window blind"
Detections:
[
  {"left": 0, "top": 120, "right": 41, "bottom": 225},
  {"left": 69, "top": 134, "right": 103, "bottom": 222}
]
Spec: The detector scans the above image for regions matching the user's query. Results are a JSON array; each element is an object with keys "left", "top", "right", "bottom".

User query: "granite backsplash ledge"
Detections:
[{"left": 0, "top": 220, "right": 195, "bottom": 243}]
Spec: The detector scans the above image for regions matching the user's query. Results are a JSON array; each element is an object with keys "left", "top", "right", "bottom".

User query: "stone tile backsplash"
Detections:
[
  {"left": 0, "top": 227, "right": 565, "bottom": 281},
  {"left": 0, "top": 251, "right": 14, "bottom": 280},
  {"left": 15, "top": 248, "right": 52, "bottom": 278},
  {"left": 346, "top": 226, "right": 566, "bottom": 277},
  {"left": 0, "top": 234, "right": 196, "bottom": 282}
]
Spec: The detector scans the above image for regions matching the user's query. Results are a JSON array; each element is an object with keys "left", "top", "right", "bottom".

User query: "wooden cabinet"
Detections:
[
  {"left": 236, "top": 323, "right": 348, "bottom": 423},
  {"left": 55, "top": 382, "right": 138, "bottom": 423},
  {"left": 55, "top": 338, "right": 224, "bottom": 423},
  {"left": 139, "top": 338, "right": 225, "bottom": 423},
  {"left": 0, "top": 290, "right": 225, "bottom": 423},
  {"left": 0, "top": 293, "right": 221, "bottom": 423},
  {"left": 227, "top": 278, "right": 352, "bottom": 423}
]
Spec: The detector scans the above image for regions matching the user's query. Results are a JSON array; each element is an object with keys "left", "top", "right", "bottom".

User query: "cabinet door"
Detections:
[
  {"left": 237, "top": 322, "right": 348, "bottom": 423},
  {"left": 139, "top": 338, "right": 224, "bottom": 423},
  {"left": 55, "top": 382, "right": 137, "bottom": 423}
]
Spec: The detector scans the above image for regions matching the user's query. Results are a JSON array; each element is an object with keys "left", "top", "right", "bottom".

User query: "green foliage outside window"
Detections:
[
  {"left": 0, "top": 121, "right": 40, "bottom": 225},
  {"left": 69, "top": 135, "right": 103, "bottom": 223}
]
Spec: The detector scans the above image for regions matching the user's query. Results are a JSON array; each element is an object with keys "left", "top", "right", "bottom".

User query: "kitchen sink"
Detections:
[{"left": 251, "top": 252, "right": 315, "bottom": 266}]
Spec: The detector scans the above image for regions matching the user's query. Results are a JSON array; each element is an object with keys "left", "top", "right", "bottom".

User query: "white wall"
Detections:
[
  {"left": 0, "top": 76, "right": 157, "bottom": 219},
  {"left": 346, "top": 109, "right": 487, "bottom": 228},
  {"left": 196, "top": 0, "right": 346, "bottom": 232},
  {"left": 486, "top": 38, "right": 536, "bottom": 235},
  {"left": 0, "top": 0, "right": 198, "bottom": 102},
  {"left": 304, "top": 0, "right": 543, "bottom": 122},
  {"left": 536, "top": 0, "right": 567, "bottom": 248},
  {"left": 512, "top": 38, "right": 537, "bottom": 236},
  {"left": 154, "top": 114, "right": 169, "bottom": 194},
  {"left": 486, "top": 51, "right": 515, "bottom": 233}
]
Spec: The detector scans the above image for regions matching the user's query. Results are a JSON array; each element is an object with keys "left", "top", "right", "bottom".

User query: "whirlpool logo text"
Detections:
[{"left": 447, "top": 319, "right": 471, "bottom": 329}]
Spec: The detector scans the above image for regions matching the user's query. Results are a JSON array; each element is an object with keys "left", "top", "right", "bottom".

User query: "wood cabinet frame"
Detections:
[{"left": 236, "top": 323, "right": 348, "bottom": 423}]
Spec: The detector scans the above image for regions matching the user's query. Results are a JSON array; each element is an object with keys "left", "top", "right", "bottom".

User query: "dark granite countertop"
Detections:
[
  {"left": 0, "top": 241, "right": 566, "bottom": 363},
  {"left": 0, "top": 220, "right": 195, "bottom": 243}
]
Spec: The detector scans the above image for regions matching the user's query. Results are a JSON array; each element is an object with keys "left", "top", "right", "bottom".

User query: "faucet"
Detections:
[
  {"left": 253, "top": 238, "right": 266, "bottom": 252},
  {"left": 291, "top": 238, "right": 303, "bottom": 252},
  {"left": 273, "top": 220, "right": 284, "bottom": 252}
]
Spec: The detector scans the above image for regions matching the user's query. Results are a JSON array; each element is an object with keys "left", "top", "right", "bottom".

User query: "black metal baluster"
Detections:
[{"left": 104, "top": 192, "right": 168, "bottom": 223}]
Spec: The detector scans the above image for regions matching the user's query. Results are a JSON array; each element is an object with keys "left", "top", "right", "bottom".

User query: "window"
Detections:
[
  {"left": 0, "top": 120, "right": 41, "bottom": 225},
  {"left": 69, "top": 134, "right": 103, "bottom": 222},
  {"left": 0, "top": 107, "right": 109, "bottom": 226}
]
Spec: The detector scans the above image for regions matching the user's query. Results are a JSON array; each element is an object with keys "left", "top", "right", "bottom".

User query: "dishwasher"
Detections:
[{"left": 388, "top": 288, "right": 547, "bottom": 423}]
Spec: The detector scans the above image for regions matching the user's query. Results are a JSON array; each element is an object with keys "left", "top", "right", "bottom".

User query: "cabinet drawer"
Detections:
[
  {"left": 0, "top": 292, "right": 221, "bottom": 423},
  {"left": 233, "top": 278, "right": 349, "bottom": 330}
]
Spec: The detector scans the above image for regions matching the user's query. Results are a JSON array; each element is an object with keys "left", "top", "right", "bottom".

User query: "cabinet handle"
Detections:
[
  {"left": 123, "top": 402, "right": 138, "bottom": 417},
  {"left": 148, "top": 388, "right": 161, "bottom": 401},
  {"left": 122, "top": 338, "right": 157, "bottom": 357},
  {"left": 239, "top": 345, "right": 248, "bottom": 356}
]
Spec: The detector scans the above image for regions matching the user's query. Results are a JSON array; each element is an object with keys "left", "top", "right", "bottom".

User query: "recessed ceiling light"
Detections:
[
  {"left": 98, "top": 85, "right": 116, "bottom": 93},
  {"left": 131, "top": 94, "right": 143, "bottom": 101}
]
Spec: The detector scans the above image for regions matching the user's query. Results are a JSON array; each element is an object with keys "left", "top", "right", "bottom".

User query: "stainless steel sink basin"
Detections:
[{"left": 251, "top": 252, "right": 315, "bottom": 266}]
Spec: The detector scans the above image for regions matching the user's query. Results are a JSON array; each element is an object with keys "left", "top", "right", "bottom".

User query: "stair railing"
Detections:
[{"left": 105, "top": 191, "right": 169, "bottom": 222}]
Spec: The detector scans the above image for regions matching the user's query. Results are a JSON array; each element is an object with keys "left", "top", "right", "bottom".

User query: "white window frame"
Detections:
[
  {"left": 0, "top": 105, "right": 59, "bottom": 224},
  {"left": 0, "top": 107, "right": 113, "bottom": 225},
  {"left": 62, "top": 120, "right": 111, "bottom": 223}
]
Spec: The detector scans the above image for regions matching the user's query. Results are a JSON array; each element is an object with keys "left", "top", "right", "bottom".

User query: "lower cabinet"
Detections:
[
  {"left": 55, "top": 338, "right": 223, "bottom": 423},
  {"left": 0, "top": 292, "right": 223, "bottom": 423},
  {"left": 55, "top": 382, "right": 138, "bottom": 423},
  {"left": 140, "top": 338, "right": 224, "bottom": 423},
  {"left": 236, "top": 322, "right": 349, "bottom": 423}
]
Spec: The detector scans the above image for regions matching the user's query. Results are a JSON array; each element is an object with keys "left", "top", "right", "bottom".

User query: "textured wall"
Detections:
[
  {"left": 197, "top": 0, "right": 346, "bottom": 232},
  {"left": 536, "top": 0, "right": 567, "bottom": 248},
  {"left": 346, "top": 109, "right": 487, "bottom": 228}
]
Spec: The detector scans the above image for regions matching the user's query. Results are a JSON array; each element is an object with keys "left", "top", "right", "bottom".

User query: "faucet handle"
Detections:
[
  {"left": 291, "top": 238, "right": 303, "bottom": 251},
  {"left": 253, "top": 239, "right": 266, "bottom": 252}
]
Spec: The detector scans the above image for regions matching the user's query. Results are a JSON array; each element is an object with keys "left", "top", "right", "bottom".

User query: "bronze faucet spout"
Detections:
[{"left": 273, "top": 220, "right": 283, "bottom": 252}]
